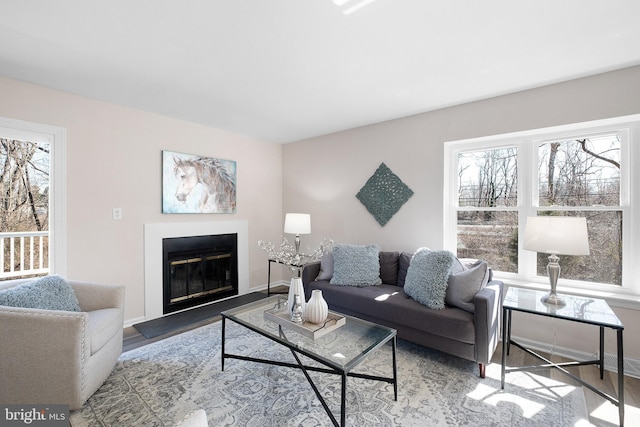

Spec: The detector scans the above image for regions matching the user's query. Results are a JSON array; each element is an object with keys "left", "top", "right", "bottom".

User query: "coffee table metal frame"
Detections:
[
  {"left": 501, "top": 287, "right": 624, "bottom": 426},
  {"left": 221, "top": 296, "right": 398, "bottom": 427}
]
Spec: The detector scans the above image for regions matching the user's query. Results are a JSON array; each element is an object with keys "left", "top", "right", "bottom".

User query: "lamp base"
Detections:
[
  {"left": 542, "top": 254, "right": 565, "bottom": 306},
  {"left": 541, "top": 293, "right": 566, "bottom": 306}
]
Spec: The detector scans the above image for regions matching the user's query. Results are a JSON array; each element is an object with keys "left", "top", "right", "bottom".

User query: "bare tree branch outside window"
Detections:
[{"left": 0, "top": 139, "right": 50, "bottom": 275}]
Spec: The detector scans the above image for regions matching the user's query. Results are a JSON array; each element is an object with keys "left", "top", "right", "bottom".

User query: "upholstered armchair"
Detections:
[{"left": 0, "top": 277, "right": 125, "bottom": 409}]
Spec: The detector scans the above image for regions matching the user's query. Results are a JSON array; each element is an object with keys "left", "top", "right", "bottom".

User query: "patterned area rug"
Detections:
[{"left": 71, "top": 321, "right": 591, "bottom": 426}]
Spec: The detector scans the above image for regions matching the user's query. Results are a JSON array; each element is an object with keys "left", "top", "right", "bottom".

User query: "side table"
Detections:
[{"left": 501, "top": 287, "right": 625, "bottom": 426}]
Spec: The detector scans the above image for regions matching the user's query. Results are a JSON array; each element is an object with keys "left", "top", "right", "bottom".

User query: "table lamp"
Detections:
[
  {"left": 523, "top": 216, "right": 590, "bottom": 306},
  {"left": 284, "top": 213, "right": 311, "bottom": 255}
]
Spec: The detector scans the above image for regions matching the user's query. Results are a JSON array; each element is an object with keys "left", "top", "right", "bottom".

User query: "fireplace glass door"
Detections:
[{"left": 163, "top": 233, "right": 238, "bottom": 314}]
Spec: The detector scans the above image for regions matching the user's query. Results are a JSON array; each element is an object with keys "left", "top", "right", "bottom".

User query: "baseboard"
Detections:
[
  {"left": 256, "top": 279, "right": 289, "bottom": 293},
  {"left": 510, "top": 335, "right": 640, "bottom": 379},
  {"left": 123, "top": 316, "right": 145, "bottom": 329}
]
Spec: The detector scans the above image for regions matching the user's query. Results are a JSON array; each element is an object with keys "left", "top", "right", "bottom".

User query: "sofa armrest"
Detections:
[
  {"left": 70, "top": 281, "right": 125, "bottom": 312},
  {"left": 302, "top": 261, "right": 321, "bottom": 286},
  {"left": 473, "top": 280, "right": 504, "bottom": 365}
]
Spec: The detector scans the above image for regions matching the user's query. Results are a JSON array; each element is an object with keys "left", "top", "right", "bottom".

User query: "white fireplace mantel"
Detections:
[{"left": 144, "top": 220, "right": 249, "bottom": 321}]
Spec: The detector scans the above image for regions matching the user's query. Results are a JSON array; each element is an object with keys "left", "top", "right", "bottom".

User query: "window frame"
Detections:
[
  {"left": 444, "top": 114, "right": 639, "bottom": 298},
  {"left": 0, "top": 116, "right": 67, "bottom": 277}
]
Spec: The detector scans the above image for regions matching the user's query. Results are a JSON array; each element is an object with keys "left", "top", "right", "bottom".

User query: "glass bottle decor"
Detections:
[
  {"left": 291, "top": 294, "right": 304, "bottom": 324},
  {"left": 305, "top": 289, "right": 329, "bottom": 324},
  {"left": 287, "top": 277, "right": 306, "bottom": 316}
]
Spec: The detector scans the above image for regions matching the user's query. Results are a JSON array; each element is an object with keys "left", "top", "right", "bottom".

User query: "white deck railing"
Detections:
[{"left": 0, "top": 231, "right": 49, "bottom": 279}]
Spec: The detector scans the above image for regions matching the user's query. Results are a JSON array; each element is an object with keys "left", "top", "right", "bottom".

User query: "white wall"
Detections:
[
  {"left": 283, "top": 65, "right": 640, "bottom": 360},
  {"left": 0, "top": 76, "right": 283, "bottom": 324}
]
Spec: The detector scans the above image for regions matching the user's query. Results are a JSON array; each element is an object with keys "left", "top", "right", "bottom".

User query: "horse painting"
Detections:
[{"left": 163, "top": 151, "right": 236, "bottom": 213}]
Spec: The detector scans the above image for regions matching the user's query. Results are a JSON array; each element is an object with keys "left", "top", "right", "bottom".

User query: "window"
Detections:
[
  {"left": 0, "top": 138, "right": 50, "bottom": 277},
  {"left": 444, "top": 115, "right": 639, "bottom": 295},
  {"left": 0, "top": 117, "right": 66, "bottom": 278},
  {"left": 456, "top": 147, "right": 518, "bottom": 273}
]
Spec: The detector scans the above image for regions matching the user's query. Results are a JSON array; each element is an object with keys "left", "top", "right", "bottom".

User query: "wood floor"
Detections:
[{"left": 123, "top": 289, "right": 639, "bottom": 426}]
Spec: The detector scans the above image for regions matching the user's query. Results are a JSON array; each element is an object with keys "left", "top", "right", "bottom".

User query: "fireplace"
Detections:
[
  {"left": 162, "top": 233, "right": 238, "bottom": 314},
  {"left": 144, "top": 221, "right": 249, "bottom": 322}
]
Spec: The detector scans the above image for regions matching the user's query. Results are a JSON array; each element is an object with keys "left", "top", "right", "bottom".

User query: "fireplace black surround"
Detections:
[{"left": 162, "top": 233, "right": 238, "bottom": 314}]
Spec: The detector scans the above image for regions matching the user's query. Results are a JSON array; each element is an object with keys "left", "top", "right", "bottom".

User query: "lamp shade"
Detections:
[
  {"left": 523, "top": 216, "right": 590, "bottom": 256},
  {"left": 284, "top": 213, "right": 311, "bottom": 235}
]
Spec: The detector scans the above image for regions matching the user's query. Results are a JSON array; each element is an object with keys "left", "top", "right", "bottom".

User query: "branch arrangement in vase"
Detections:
[{"left": 258, "top": 236, "right": 333, "bottom": 276}]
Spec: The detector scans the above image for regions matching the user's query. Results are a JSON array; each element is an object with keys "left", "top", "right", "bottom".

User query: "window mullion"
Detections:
[{"left": 519, "top": 139, "right": 537, "bottom": 277}]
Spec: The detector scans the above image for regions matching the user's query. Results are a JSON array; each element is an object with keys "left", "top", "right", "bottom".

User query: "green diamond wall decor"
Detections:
[{"left": 356, "top": 162, "right": 414, "bottom": 226}]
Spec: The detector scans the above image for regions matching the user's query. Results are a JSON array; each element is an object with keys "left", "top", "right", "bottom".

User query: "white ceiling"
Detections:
[{"left": 1, "top": 1, "right": 639, "bottom": 143}]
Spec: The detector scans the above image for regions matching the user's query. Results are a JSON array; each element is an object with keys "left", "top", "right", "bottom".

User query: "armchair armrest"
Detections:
[
  {"left": 70, "top": 281, "right": 125, "bottom": 312},
  {"left": 474, "top": 280, "right": 504, "bottom": 366},
  {"left": 302, "top": 261, "right": 321, "bottom": 286},
  {"left": 0, "top": 305, "right": 90, "bottom": 405}
]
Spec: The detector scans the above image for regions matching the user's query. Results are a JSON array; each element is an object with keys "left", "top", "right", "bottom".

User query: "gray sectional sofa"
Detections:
[{"left": 302, "top": 249, "right": 503, "bottom": 378}]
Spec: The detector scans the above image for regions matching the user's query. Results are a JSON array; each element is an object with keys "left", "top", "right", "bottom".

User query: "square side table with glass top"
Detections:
[
  {"left": 501, "top": 287, "right": 624, "bottom": 426},
  {"left": 221, "top": 295, "right": 398, "bottom": 427}
]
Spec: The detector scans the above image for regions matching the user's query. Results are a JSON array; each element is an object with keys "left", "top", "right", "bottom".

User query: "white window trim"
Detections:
[
  {"left": 444, "top": 114, "right": 640, "bottom": 304},
  {"left": 0, "top": 116, "right": 67, "bottom": 277}
]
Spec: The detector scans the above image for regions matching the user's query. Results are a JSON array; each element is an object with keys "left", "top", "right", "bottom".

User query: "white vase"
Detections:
[
  {"left": 305, "top": 289, "right": 329, "bottom": 324},
  {"left": 287, "top": 277, "right": 306, "bottom": 316}
]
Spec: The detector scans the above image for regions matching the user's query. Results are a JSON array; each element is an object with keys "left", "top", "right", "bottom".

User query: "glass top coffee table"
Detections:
[{"left": 221, "top": 295, "right": 398, "bottom": 427}]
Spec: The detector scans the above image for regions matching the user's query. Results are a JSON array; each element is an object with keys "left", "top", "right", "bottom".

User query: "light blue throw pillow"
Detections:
[
  {"left": 404, "top": 248, "right": 456, "bottom": 309},
  {"left": 0, "top": 275, "right": 81, "bottom": 311},
  {"left": 330, "top": 244, "right": 382, "bottom": 287}
]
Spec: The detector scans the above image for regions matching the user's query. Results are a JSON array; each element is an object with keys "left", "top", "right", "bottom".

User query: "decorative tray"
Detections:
[{"left": 263, "top": 305, "right": 346, "bottom": 339}]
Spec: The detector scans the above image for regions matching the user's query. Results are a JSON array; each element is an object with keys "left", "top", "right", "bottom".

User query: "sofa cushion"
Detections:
[
  {"left": 307, "top": 280, "right": 475, "bottom": 344},
  {"left": 330, "top": 244, "right": 382, "bottom": 287},
  {"left": 446, "top": 260, "right": 490, "bottom": 313},
  {"left": 0, "top": 275, "right": 81, "bottom": 312},
  {"left": 459, "top": 257, "right": 493, "bottom": 282},
  {"left": 404, "top": 249, "right": 456, "bottom": 309},
  {"left": 315, "top": 250, "right": 334, "bottom": 281},
  {"left": 87, "top": 308, "right": 123, "bottom": 354},
  {"left": 396, "top": 252, "right": 413, "bottom": 287},
  {"left": 379, "top": 251, "right": 400, "bottom": 285}
]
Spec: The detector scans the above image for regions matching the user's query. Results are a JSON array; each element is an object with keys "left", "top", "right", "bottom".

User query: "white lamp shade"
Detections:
[
  {"left": 523, "top": 216, "right": 590, "bottom": 256},
  {"left": 284, "top": 213, "right": 311, "bottom": 235}
]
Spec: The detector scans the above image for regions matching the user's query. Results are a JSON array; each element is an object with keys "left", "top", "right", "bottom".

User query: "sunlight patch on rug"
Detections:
[{"left": 466, "top": 363, "right": 585, "bottom": 422}]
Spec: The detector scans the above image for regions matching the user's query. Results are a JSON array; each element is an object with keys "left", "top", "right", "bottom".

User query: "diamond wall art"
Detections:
[{"left": 356, "top": 162, "right": 414, "bottom": 226}]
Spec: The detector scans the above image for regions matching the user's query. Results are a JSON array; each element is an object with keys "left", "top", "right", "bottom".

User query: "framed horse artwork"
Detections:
[{"left": 162, "top": 150, "right": 237, "bottom": 214}]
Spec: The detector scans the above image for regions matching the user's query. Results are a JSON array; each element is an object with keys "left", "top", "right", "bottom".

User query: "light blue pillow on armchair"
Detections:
[
  {"left": 404, "top": 248, "right": 456, "bottom": 309},
  {"left": 0, "top": 275, "right": 81, "bottom": 311},
  {"left": 330, "top": 244, "right": 382, "bottom": 287}
]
